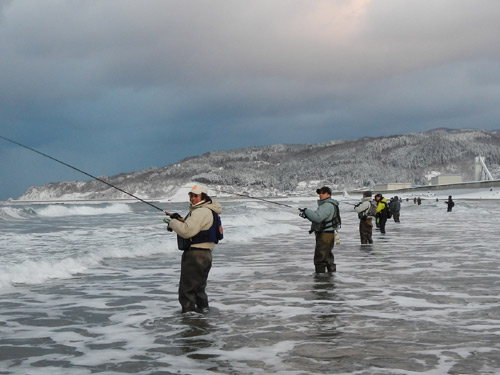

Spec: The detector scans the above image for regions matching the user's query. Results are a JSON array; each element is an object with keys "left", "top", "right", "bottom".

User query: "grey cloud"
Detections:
[{"left": 2, "top": 0, "right": 500, "bottom": 199}]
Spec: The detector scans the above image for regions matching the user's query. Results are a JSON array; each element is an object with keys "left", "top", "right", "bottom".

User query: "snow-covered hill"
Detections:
[{"left": 17, "top": 128, "right": 500, "bottom": 201}]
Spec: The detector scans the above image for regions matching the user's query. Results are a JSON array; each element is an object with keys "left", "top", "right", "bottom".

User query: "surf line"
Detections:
[{"left": 0, "top": 135, "right": 166, "bottom": 213}]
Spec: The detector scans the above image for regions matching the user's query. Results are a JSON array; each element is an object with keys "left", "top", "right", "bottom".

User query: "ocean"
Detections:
[{"left": 1, "top": 196, "right": 500, "bottom": 374}]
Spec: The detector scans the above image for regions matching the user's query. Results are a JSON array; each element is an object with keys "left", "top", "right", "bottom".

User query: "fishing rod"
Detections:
[
  {"left": 340, "top": 201, "right": 357, "bottom": 206},
  {"left": 215, "top": 189, "right": 297, "bottom": 209},
  {"left": 0, "top": 135, "right": 166, "bottom": 213},
  {"left": 214, "top": 187, "right": 358, "bottom": 209},
  {"left": 2, "top": 135, "right": 360, "bottom": 214}
]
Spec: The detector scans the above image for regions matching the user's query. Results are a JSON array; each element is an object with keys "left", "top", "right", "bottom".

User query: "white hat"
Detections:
[{"left": 189, "top": 184, "right": 208, "bottom": 195}]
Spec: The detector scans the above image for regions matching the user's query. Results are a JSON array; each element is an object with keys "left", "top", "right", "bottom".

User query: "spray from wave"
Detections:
[{"left": 35, "top": 203, "right": 132, "bottom": 217}]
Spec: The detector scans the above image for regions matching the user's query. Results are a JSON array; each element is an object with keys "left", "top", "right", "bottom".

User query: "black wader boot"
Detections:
[
  {"left": 360, "top": 218, "right": 373, "bottom": 244},
  {"left": 314, "top": 232, "right": 336, "bottom": 273},
  {"left": 179, "top": 249, "right": 212, "bottom": 313}
]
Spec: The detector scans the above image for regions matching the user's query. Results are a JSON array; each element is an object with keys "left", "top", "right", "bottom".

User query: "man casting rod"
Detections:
[{"left": 0, "top": 135, "right": 165, "bottom": 213}]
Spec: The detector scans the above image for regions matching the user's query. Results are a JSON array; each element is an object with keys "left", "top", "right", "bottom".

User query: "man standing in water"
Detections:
[
  {"left": 374, "top": 193, "right": 389, "bottom": 234},
  {"left": 165, "top": 184, "right": 222, "bottom": 313},
  {"left": 354, "top": 191, "right": 375, "bottom": 244},
  {"left": 299, "top": 186, "right": 339, "bottom": 274},
  {"left": 446, "top": 195, "right": 455, "bottom": 212}
]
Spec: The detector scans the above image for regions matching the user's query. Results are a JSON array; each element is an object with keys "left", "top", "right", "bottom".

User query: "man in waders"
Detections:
[
  {"left": 165, "top": 184, "right": 222, "bottom": 313},
  {"left": 299, "top": 186, "right": 339, "bottom": 273},
  {"left": 374, "top": 193, "right": 389, "bottom": 234},
  {"left": 446, "top": 195, "right": 455, "bottom": 212},
  {"left": 354, "top": 191, "right": 375, "bottom": 244}
]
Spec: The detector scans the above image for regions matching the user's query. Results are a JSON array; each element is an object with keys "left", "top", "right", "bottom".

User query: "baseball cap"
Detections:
[
  {"left": 316, "top": 186, "right": 332, "bottom": 195},
  {"left": 189, "top": 184, "right": 208, "bottom": 195}
]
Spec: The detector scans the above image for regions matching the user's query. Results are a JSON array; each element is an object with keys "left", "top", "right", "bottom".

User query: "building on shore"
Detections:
[
  {"left": 430, "top": 175, "right": 463, "bottom": 185},
  {"left": 374, "top": 183, "right": 412, "bottom": 191}
]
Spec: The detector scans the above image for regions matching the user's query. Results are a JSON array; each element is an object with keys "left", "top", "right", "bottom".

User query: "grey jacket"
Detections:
[
  {"left": 354, "top": 197, "right": 375, "bottom": 218},
  {"left": 304, "top": 197, "right": 339, "bottom": 232}
]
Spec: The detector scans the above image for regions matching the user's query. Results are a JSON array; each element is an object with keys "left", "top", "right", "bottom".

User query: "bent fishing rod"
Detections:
[
  {"left": 215, "top": 189, "right": 296, "bottom": 209},
  {"left": 0, "top": 135, "right": 166, "bottom": 213},
  {"left": 212, "top": 188, "right": 357, "bottom": 209},
  {"left": 2, "top": 135, "right": 359, "bottom": 214}
]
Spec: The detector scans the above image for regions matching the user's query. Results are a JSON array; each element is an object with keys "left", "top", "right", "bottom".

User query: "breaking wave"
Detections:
[
  {"left": 0, "top": 206, "right": 38, "bottom": 220},
  {"left": 0, "top": 237, "right": 175, "bottom": 289},
  {"left": 35, "top": 203, "right": 132, "bottom": 217}
]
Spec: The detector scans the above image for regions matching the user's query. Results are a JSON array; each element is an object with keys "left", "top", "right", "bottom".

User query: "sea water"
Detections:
[{"left": 1, "top": 197, "right": 500, "bottom": 374}]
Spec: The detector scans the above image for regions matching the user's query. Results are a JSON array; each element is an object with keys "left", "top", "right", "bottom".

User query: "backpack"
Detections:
[
  {"left": 212, "top": 211, "right": 224, "bottom": 243},
  {"left": 366, "top": 200, "right": 377, "bottom": 217},
  {"left": 385, "top": 203, "right": 392, "bottom": 219},
  {"left": 332, "top": 202, "right": 341, "bottom": 229},
  {"left": 177, "top": 210, "right": 223, "bottom": 250}
]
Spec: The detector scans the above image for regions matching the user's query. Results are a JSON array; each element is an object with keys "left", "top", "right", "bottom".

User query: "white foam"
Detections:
[
  {"left": 35, "top": 203, "right": 132, "bottom": 217},
  {"left": 0, "top": 238, "right": 174, "bottom": 289},
  {"left": 0, "top": 206, "right": 36, "bottom": 220}
]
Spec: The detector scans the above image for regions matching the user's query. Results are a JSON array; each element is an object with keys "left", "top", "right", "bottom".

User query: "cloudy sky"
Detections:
[{"left": 1, "top": 0, "right": 500, "bottom": 200}]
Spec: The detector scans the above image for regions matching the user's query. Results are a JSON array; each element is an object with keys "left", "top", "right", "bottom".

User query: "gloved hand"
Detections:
[
  {"left": 298, "top": 208, "right": 307, "bottom": 218},
  {"left": 163, "top": 217, "right": 173, "bottom": 231},
  {"left": 170, "top": 212, "right": 182, "bottom": 220}
]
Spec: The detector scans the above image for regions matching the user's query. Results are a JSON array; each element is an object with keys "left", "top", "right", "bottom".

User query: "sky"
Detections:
[{"left": 1, "top": 0, "right": 500, "bottom": 200}]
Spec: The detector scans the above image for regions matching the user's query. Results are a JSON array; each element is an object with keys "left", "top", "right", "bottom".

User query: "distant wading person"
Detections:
[
  {"left": 299, "top": 187, "right": 339, "bottom": 273},
  {"left": 446, "top": 195, "right": 454, "bottom": 212},
  {"left": 165, "top": 184, "right": 222, "bottom": 313},
  {"left": 354, "top": 191, "right": 375, "bottom": 244},
  {"left": 374, "top": 193, "right": 389, "bottom": 234},
  {"left": 388, "top": 196, "right": 401, "bottom": 223}
]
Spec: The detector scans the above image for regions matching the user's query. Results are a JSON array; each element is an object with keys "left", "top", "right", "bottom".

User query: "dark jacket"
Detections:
[{"left": 388, "top": 197, "right": 401, "bottom": 213}]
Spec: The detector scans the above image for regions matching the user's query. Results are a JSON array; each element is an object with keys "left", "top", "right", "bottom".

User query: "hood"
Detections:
[
  {"left": 318, "top": 197, "right": 339, "bottom": 206},
  {"left": 191, "top": 198, "right": 222, "bottom": 215}
]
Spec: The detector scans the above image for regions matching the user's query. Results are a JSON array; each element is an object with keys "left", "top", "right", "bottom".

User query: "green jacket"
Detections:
[
  {"left": 376, "top": 197, "right": 388, "bottom": 216},
  {"left": 304, "top": 197, "right": 339, "bottom": 232}
]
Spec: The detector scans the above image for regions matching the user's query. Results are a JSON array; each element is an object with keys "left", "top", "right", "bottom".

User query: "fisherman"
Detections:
[
  {"left": 388, "top": 196, "right": 401, "bottom": 223},
  {"left": 299, "top": 186, "right": 339, "bottom": 273},
  {"left": 165, "top": 184, "right": 222, "bottom": 313},
  {"left": 354, "top": 191, "right": 375, "bottom": 244},
  {"left": 374, "top": 193, "right": 389, "bottom": 234},
  {"left": 446, "top": 195, "right": 454, "bottom": 212}
]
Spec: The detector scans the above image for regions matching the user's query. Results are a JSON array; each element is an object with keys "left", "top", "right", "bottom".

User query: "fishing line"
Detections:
[
  {"left": 0, "top": 135, "right": 165, "bottom": 212},
  {"left": 215, "top": 189, "right": 297, "bottom": 209},
  {"left": 212, "top": 187, "right": 358, "bottom": 210},
  {"left": 340, "top": 201, "right": 357, "bottom": 206},
  {"left": 211, "top": 187, "right": 363, "bottom": 210},
  {"left": 2, "top": 135, "right": 362, "bottom": 214}
]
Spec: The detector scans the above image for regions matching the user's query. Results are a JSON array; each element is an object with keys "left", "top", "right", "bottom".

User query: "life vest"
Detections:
[
  {"left": 310, "top": 201, "right": 341, "bottom": 232},
  {"left": 177, "top": 210, "right": 223, "bottom": 250},
  {"left": 322, "top": 201, "right": 341, "bottom": 230}
]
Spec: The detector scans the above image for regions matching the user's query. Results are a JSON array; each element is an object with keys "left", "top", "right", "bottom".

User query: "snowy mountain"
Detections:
[{"left": 18, "top": 128, "right": 500, "bottom": 201}]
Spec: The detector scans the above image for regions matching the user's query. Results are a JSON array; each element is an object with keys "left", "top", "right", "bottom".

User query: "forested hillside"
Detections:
[{"left": 19, "top": 129, "right": 500, "bottom": 200}]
